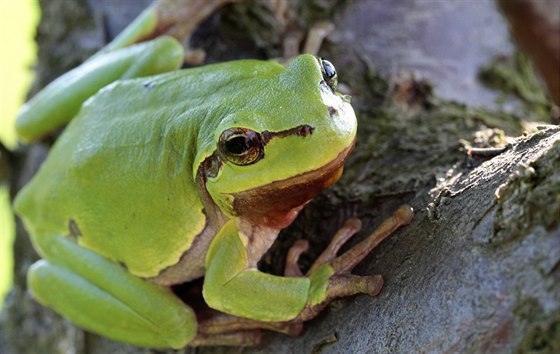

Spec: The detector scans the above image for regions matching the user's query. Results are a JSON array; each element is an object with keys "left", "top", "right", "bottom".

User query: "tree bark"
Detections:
[{"left": 1, "top": 1, "right": 558, "bottom": 353}]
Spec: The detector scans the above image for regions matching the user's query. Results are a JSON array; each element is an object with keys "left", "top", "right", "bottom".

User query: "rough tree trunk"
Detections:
[{"left": 1, "top": 1, "right": 558, "bottom": 353}]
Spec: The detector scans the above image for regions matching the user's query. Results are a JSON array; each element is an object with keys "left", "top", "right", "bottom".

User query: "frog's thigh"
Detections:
[
  {"left": 16, "top": 36, "right": 184, "bottom": 142},
  {"left": 27, "top": 236, "right": 196, "bottom": 349}
]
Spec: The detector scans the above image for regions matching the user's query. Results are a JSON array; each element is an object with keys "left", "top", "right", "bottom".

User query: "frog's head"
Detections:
[{"left": 199, "top": 54, "right": 357, "bottom": 229}]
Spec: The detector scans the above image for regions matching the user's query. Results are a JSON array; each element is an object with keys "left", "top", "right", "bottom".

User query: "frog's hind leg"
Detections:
[
  {"left": 27, "top": 235, "right": 196, "bottom": 349},
  {"left": 15, "top": 36, "right": 184, "bottom": 142}
]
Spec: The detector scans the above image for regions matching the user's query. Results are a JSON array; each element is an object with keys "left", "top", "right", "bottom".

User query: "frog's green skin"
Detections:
[{"left": 13, "top": 12, "right": 357, "bottom": 347}]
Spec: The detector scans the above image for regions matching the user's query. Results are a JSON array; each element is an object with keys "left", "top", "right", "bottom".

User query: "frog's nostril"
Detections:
[
  {"left": 297, "top": 125, "right": 314, "bottom": 137},
  {"left": 68, "top": 219, "right": 82, "bottom": 238}
]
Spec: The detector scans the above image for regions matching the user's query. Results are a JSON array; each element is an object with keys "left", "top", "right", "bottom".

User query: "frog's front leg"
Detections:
[
  {"left": 203, "top": 221, "right": 311, "bottom": 322},
  {"left": 202, "top": 206, "right": 413, "bottom": 330},
  {"left": 27, "top": 235, "right": 196, "bottom": 349}
]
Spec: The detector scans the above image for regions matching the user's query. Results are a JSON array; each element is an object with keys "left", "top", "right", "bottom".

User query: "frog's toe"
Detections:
[
  {"left": 328, "top": 273, "right": 384, "bottom": 298},
  {"left": 284, "top": 239, "right": 309, "bottom": 276},
  {"left": 307, "top": 217, "right": 362, "bottom": 274},
  {"left": 150, "top": 0, "right": 238, "bottom": 64},
  {"left": 330, "top": 205, "right": 413, "bottom": 274}
]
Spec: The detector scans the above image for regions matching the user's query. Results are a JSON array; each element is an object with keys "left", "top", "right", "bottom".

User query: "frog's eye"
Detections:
[
  {"left": 320, "top": 58, "right": 337, "bottom": 91},
  {"left": 218, "top": 128, "right": 264, "bottom": 166}
]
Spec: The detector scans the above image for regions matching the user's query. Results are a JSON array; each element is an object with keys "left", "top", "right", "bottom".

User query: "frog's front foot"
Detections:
[{"left": 294, "top": 205, "right": 414, "bottom": 322}]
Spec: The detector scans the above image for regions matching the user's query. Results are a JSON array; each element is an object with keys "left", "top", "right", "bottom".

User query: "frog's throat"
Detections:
[{"left": 230, "top": 141, "right": 355, "bottom": 229}]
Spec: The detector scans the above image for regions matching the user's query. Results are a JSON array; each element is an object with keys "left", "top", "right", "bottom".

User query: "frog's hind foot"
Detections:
[
  {"left": 149, "top": 0, "right": 239, "bottom": 64},
  {"left": 191, "top": 312, "right": 304, "bottom": 346},
  {"left": 189, "top": 331, "right": 262, "bottom": 347}
]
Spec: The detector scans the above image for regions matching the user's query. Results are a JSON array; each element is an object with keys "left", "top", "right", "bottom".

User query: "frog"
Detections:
[{"left": 13, "top": 0, "right": 413, "bottom": 348}]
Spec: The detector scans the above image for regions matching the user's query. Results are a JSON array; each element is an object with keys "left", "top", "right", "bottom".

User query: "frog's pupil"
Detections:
[
  {"left": 226, "top": 136, "right": 252, "bottom": 155},
  {"left": 322, "top": 60, "right": 336, "bottom": 79}
]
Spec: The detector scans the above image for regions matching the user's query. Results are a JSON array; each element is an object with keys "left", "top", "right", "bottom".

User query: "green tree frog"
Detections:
[{"left": 13, "top": 0, "right": 413, "bottom": 348}]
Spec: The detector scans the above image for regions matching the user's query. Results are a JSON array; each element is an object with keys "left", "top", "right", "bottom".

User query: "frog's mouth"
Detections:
[{"left": 230, "top": 141, "right": 354, "bottom": 229}]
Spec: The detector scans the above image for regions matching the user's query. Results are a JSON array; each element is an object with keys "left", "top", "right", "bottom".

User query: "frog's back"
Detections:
[{"left": 15, "top": 59, "right": 284, "bottom": 278}]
